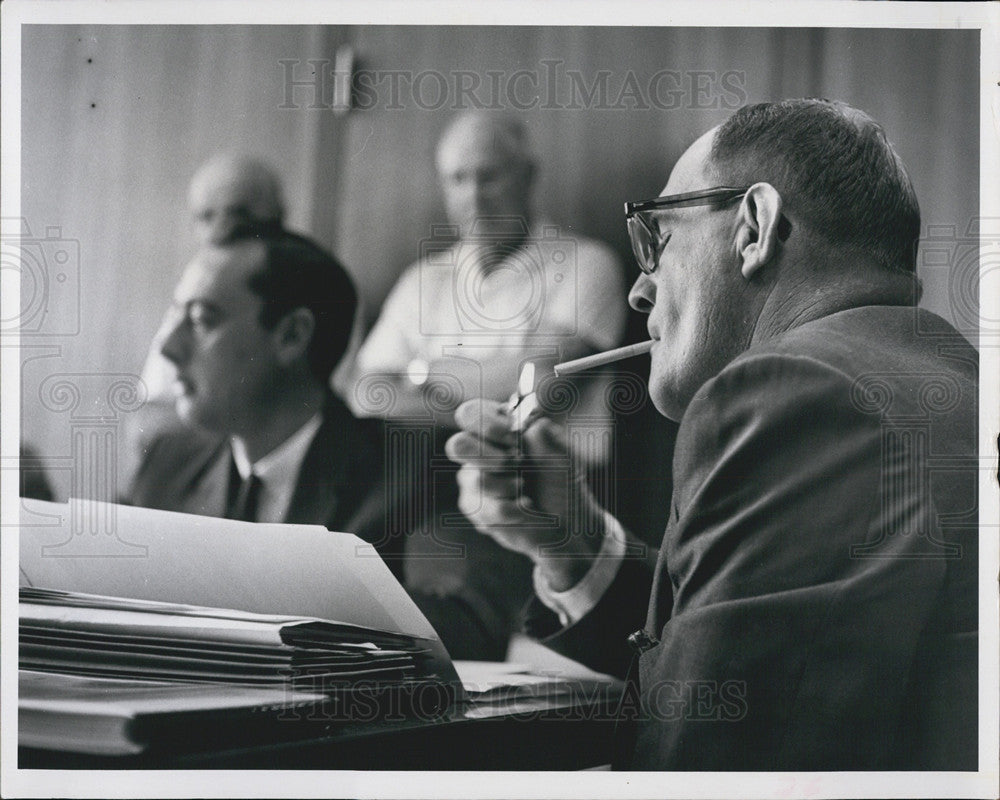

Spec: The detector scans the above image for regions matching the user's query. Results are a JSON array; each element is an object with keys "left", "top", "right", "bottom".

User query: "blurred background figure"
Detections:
[
  {"left": 137, "top": 154, "right": 286, "bottom": 428},
  {"left": 349, "top": 111, "right": 629, "bottom": 660},
  {"left": 351, "top": 111, "right": 627, "bottom": 422},
  {"left": 186, "top": 154, "right": 285, "bottom": 246}
]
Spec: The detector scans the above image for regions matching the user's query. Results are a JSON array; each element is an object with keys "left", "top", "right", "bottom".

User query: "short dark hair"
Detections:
[
  {"left": 710, "top": 99, "right": 921, "bottom": 275},
  {"left": 239, "top": 230, "right": 357, "bottom": 383}
]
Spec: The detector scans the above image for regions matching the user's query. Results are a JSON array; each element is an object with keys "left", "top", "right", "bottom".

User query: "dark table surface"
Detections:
[{"left": 20, "top": 678, "right": 624, "bottom": 770}]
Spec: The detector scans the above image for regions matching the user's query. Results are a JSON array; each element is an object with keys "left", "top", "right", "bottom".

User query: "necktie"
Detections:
[{"left": 228, "top": 472, "right": 263, "bottom": 522}]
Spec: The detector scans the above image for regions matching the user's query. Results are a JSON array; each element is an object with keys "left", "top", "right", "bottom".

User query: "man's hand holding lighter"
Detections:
[{"left": 445, "top": 399, "right": 605, "bottom": 593}]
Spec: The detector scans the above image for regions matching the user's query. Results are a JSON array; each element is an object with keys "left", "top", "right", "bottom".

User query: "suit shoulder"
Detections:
[
  {"left": 676, "top": 348, "right": 881, "bottom": 484},
  {"left": 138, "top": 427, "right": 223, "bottom": 473},
  {"left": 678, "top": 306, "right": 977, "bottom": 484},
  {"left": 696, "top": 347, "right": 859, "bottom": 412},
  {"left": 749, "top": 305, "right": 977, "bottom": 384},
  {"left": 126, "top": 426, "right": 223, "bottom": 507}
]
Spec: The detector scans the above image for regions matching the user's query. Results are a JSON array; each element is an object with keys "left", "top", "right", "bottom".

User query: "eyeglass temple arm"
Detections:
[{"left": 624, "top": 186, "right": 751, "bottom": 216}]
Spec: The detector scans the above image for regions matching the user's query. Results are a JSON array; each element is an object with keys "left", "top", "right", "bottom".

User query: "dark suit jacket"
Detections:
[
  {"left": 128, "top": 396, "right": 390, "bottom": 543},
  {"left": 528, "top": 306, "right": 978, "bottom": 770},
  {"left": 128, "top": 395, "right": 532, "bottom": 661}
]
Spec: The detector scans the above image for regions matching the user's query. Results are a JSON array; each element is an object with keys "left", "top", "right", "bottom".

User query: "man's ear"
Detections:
[
  {"left": 735, "top": 183, "right": 784, "bottom": 280},
  {"left": 273, "top": 307, "right": 315, "bottom": 367}
]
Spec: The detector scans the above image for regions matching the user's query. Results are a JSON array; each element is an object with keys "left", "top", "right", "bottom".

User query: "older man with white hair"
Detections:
[
  {"left": 350, "top": 112, "right": 631, "bottom": 660},
  {"left": 352, "top": 111, "right": 627, "bottom": 419}
]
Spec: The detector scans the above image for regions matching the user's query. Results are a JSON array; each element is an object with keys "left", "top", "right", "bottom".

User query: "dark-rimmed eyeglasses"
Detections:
[{"left": 624, "top": 186, "right": 750, "bottom": 274}]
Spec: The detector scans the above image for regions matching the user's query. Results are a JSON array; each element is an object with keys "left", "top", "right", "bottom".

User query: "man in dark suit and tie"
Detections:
[
  {"left": 128, "top": 233, "right": 380, "bottom": 531},
  {"left": 447, "top": 99, "right": 979, "bottom": 769},
  {"left": 128, "top": 230, "right": 526, "bottom": 659}
]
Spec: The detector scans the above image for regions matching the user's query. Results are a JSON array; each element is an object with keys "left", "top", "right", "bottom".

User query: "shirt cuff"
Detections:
[{"left": 532, "top": 510, "right": 627, "bottom": 628}]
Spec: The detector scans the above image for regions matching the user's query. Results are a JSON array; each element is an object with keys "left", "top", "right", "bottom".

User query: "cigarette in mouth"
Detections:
[{"left": 553, "top": 340, "right": 655, "bottom": 376}]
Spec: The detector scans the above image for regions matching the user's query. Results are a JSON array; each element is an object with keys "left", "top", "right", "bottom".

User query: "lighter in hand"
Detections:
[{"left": 507, "top": 362, "right": 541, "bottom": 432}]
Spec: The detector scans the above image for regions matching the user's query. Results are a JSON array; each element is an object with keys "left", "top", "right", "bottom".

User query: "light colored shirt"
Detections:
[
  {"left": 532, "top": 510, "right": 627, "bottom": 627},
  {"left": 229, "top": 413, "right": 323, "bottom": 524},
  {"left": 352, "top": 222, "right": 627, "bottom": 411}
]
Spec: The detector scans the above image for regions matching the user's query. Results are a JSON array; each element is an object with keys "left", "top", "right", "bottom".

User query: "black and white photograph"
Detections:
[{"left": 2, "top": 1, "right": 998, "bottom": 798}]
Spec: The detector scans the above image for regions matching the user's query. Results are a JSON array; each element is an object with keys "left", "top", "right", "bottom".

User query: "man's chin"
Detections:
[
  {"left": 650, "top": 395, "right": 684, "bottom": 423},
  {"left": 175, "top": 403, "right": 232, "bottom": 438},
  {"left": 173, "top": 398, "right": 204, "bottom": 428},
  {"left": 648, "top": 372, "right": 686, "bottom": 423}
]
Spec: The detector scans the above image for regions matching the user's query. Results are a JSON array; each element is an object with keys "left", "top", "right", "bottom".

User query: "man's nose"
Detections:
[
  {"left": 470, "top": 180, "right": 494, "bottom": 213},
  {"left": 158, "top": 313, "right": 189, "bottom": 366},
  {"left": 628, "top": 272, "right": 656, "bottom": 314}
]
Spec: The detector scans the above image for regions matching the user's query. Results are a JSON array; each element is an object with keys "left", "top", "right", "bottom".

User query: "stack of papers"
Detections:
[
  {"left": 19, "top": 670, "right": 328, "bottom": 756},
  {"left": 20, "top": 587, "right": 429, "bottom": 688},
  {"left": 454, "top": 660, "right": 623, "bottom": 702},
  {"left": 18, "top": 501, "right": 467, "bottom": 756}
]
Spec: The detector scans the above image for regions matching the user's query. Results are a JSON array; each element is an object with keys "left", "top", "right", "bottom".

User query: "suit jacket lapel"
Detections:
[
  {"left": 284, "top": 395, "right": 350, "bottom": 528},
  {"left": 646, "top": 499, "right": 679, "bottom": 635},
  {"left": 178, "top": 440, "right": 231, "bottom": 518}
]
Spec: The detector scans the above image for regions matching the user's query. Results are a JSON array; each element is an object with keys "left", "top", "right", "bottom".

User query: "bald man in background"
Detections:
[
  {"left": 138, "top": 154, "right": 286, "bottom": 411},
  {"left": 187, "top": 153, "right": 285, "bottom": 243}
]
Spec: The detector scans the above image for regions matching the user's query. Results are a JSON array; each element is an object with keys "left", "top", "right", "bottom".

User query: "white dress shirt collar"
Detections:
[{"left": 229, "top": 412, "right": 324, "bottom": 523}]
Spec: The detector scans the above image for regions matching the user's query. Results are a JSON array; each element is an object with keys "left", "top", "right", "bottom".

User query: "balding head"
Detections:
[
  {"left": 435, "top": 112, "right": 534, "bottom": 173},
  {"left": 435, "top": 112, "right": 536, "bottom": 239},
  {"left": 187, "top": 154, "right": 285, "bottom": 245},
  {"left": 709, "top": 99, "right": 921, "bottom": 277},
  {"left": 627, "top": 100, "right": 922, "bottom": 420}
]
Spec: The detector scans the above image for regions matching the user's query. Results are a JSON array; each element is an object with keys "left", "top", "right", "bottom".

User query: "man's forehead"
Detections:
[
  {"left": 189, "top": 173, "right": 263, "bottom": 213},
  {"left": 175, "top": 241, "right": 264, "bottom": 302},
  {"left": 191, "top": 174, "right": 240, "bottom": 203},
  {"left": 659, "top": 127, "right": 718, "bottom": 197},
  {"left": 437, "top": 123, "right": 518, "bottom": 172}
]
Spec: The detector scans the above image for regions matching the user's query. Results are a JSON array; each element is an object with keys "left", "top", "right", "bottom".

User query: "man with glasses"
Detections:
[{"left": 446, "top": 99, "right": 978, "bottom": 769}]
